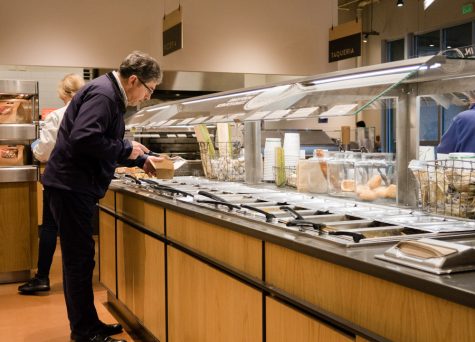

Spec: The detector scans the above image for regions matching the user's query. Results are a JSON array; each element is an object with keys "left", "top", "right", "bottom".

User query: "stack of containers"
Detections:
[
  {"left": 263, "top": 138, "right": 282, "bottom": 181},
  {"left": 283, "top": 133, "right": 300, "bottom": 168}
]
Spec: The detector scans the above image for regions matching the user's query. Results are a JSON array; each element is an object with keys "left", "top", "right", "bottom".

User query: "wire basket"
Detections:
[
  {"left": 198, "top": 142, "right": 245, "bottom": 181},
  {"left": 273, "top": 166, "right": 297, "bottom": 188},
  {"left": 409, "top": 159, "right": 475, "bottom": 219}
]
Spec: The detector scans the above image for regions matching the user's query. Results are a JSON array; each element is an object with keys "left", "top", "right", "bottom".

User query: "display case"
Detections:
[
  {"left": 0, "top": 79, "right": 39, "bottom": 283},
  {"left": 125, "top": 53, "right": 475, "bottom": 207}
]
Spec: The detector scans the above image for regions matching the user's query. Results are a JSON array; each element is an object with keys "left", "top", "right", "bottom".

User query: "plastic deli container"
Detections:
[
  {"left": 354, "top": 153, "right": 396, "bottom": 202},
  {"left": 326, "top": 152, "right": 361, "bottom": 198}
]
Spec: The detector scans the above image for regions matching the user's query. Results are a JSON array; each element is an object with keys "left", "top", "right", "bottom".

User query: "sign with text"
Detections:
[
  {"left": 328, "top": 20, "right": 362, "bottom": 63},
  {"left": 163, "top": 7, "right": 182, "bottom": 56}
]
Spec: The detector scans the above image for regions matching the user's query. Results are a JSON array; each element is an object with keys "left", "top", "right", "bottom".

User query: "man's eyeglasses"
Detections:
[{"left": 137, "top": 77, "right": 154, "bottom": 95}]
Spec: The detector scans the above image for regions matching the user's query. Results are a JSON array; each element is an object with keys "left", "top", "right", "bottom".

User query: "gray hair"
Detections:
[{"left": 119, "top": 51, "right": 162, "bottom": 84}]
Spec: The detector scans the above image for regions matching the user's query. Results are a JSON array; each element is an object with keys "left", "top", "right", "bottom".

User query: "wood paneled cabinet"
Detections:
[
  {"left": 98, "top": 211, "right": 116, "bottom": 295},
  {"left": 168, "top": 246, "right": 263, "bottom": 342},
  {"left": 116, "top": 221, "right": 166, "bottom": 341},
  {"left": 0, "top": 182, "right": 38, "bottom": 273},
  {"left": 100, "top": 190, "right": 475, "bottom": 342},
  {"left": 266, "top": 297, "right": 353, "bottom": 342}
]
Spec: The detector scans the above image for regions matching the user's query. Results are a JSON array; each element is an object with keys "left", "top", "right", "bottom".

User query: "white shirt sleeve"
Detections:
[{"left": 32, "top": 104, "right": 68, "bottom": 162}]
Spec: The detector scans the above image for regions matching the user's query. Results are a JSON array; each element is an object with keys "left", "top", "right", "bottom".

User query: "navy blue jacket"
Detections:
[
  {"left": 42, "top": 72, "right": 146, "bottom": 199},
  {"left": 437, "top": 104, "right": 475, "bottom": 154}
]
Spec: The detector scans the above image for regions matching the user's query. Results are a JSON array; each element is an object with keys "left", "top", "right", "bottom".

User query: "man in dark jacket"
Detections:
[
  {"left": 436, "top": 103, "right": 475, "bottom": 153},
  {"left": 42, "top": 51, "right": 163, "bottom": 342}
]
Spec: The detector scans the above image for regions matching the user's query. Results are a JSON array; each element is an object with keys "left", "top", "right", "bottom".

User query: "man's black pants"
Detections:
[{"left": 45, "top": 186, "right": 101, "bottom": 337}]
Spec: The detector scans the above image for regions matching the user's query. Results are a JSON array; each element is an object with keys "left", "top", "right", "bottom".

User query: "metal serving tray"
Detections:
[{"left": 376, "top": 237, "right": 475, "bottom": 274}]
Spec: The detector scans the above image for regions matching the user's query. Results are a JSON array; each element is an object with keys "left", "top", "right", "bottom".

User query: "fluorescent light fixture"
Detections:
[
  {"left": 424, "top": 0, "right": 436, "bottom": 10},
  {"left": 309, "top": 65, "right": 421, "bottom": 85},
  {"left": 182, "top": 88, "right": 265, "bottom": 105}
]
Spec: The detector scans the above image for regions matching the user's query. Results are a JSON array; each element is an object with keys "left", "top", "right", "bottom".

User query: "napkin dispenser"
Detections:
[{"left": 376, "top": 238, "right": 475, "bottom": 274}]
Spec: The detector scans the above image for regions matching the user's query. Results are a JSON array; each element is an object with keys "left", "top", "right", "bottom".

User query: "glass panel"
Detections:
[
  {"left": 419, "top": 97, "right": 438, "bottom": 142},
  {"left": 442, "top": 105, "right": 465, "bottom": 134},
  {"left": 415, "top": 30, "right": 440, "bottom": 57},
  {"left": 443, "top": 23, "right": 472, "bottom": 50},
  {"left": 387, "top": 39, "right": 405, "bottom": 62}
]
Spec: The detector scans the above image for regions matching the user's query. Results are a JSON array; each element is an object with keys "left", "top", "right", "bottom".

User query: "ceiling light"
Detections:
[
  {"left": 363, "top": 34, "right": 368, "bottom": 43},
  {"left": 397, "top": 0, "right": 404, "bottom": 7}
]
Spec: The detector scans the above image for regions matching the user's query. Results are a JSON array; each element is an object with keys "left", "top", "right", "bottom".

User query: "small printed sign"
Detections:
[
  {"left": 163, "top": 7, "right": 182, "bottom": 56},
  {"left": 328, "top": 20, "right": 362, "bottom": 63}
]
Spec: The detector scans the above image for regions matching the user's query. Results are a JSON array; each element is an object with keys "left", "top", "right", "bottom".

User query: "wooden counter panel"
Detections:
[
  {"left": 99, "top": 211, "right": 116, "bottom": 294},
  {"left": 117, "top": 221, "right": 166, "bottom": 341},
  {"left": 116, "top": 193, "right": 164, "bottom": 234},
  {"left": 168, "top": 246, "right": 262, "bottom": 342},
  {"left": 166, "top": 210, "right": 262, "bottom": 279},
  {"left": 0, "top": 182, "right": 37, "bottom": 272},
  {"left": 99, "top": 190, "right": 115, "bottom": 211},
  {"left": 266, "top": 243, "right": 475, "bottom": 342},
  {"left": 266, "top": 297, "right": 353, "bottom": 342}
]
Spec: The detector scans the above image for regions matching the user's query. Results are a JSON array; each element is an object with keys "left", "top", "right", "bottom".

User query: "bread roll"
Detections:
[
  {"left": 358, "top": 189, "right": 378, "bottom": 201},
  {"left": 385, "top": 184, "right": 397, "bottom": 198},
  {"left": 374, "top": 186, "right": 388, "bottom": 198},
  {"left": 341, "top": 179, "right": 355, "bottom": 192},
  {"left": 367, "top": 174, "right": 382, "bottom": 189}
]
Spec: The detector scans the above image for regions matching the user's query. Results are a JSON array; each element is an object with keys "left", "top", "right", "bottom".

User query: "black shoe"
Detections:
[
  {"left": 71, "top": 323, "right": 123, "bottom": 340},
  {"left": 18, "top": 276, "right": 50, "bottom": 293},
  {"left": 90, "top": 335, "right": 126, "bottom": 342},
  {"left": 74, "top": 335, "right": 126, "bottom": 342}
]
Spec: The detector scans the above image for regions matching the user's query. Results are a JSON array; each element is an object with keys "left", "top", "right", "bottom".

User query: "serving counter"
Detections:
[{"left": 98, "top": 179, "right": 475, "bottom": 342}]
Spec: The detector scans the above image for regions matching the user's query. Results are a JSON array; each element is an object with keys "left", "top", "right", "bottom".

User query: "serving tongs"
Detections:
[
  {"left": 124, "top": 174, "right": 142, "bottom": 185},
  {"left": 284, "top": 216, "right": 365, "bottom": 243},
  {"left": 196, "top": 190, "right": 241, "bottom": 211},
  {"left": 240, "top": 204, "right": 276, "bottom": 223},
  {"left": 140, "top": 178, "right": 194, "bottom": 197}
]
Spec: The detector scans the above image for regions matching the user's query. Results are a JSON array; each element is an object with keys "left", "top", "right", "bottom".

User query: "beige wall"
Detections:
[
  {"left": 365, "top": 0, "right": 475, "bottom": 65},
  {"left": 0, "top": 0, "right": 338, "bottom": 76}
]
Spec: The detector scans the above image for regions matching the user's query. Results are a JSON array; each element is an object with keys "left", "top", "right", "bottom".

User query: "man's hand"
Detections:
[
  {"left": 143, "top": 155, "right": 165, "bottom": 176},
  {"left": 128, "top": 141, "right": 150, "bottom": 160}
]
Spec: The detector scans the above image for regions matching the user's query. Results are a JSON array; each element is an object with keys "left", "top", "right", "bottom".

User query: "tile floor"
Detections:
[{"left": 0, "top": 239, "right": 138, "bottom": 342}]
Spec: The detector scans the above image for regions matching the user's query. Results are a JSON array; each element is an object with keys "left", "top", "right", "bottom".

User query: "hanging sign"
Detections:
[
  {"left": 163, "top": 6, "right": 182, "bottom": 56},
  {"left": 328, "top": 20, "right": 362, "bottom": 63}
]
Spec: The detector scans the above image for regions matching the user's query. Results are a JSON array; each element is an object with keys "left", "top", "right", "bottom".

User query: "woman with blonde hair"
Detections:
[{"left": 19, "top": 73, "right": 85, "bottom": 293}]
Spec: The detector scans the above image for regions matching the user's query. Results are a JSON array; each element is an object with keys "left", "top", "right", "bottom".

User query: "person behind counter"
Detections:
[
  {"left": 18, "top": 73, "right": 85, "bottom": 294},
  {"left": 41, "top": 51, "right": 163, "bottom": 342},
  {"left": 436, "top": 102, "right": 475, "bottom": 153}
]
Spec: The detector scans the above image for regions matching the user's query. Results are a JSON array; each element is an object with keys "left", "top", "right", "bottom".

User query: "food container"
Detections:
[
  {"left": 0, "top": 145, "right": 25, "bottom": 166},
  {"left": 354, "top": 153, "right": 396, "bottom": 202},
  {"left": 297, "top": 158, "right": 328, "bottom": 193},
  {"left": 0, "top": 99, "right": 32, "bottom": 124},
  {"left": 326, "top": 152, "right": 361, "bottom": 197}
]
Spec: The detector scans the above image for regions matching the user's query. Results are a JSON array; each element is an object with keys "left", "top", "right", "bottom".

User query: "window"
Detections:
[
  {"left": 387, "top": 38, "right": 405, "bottom": 61},
  {"left": 443, "top": 23, "right": 472, "bottom": 49},
  {"left": 415, "top": 30, "right": 440, "bottom": 57}
]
